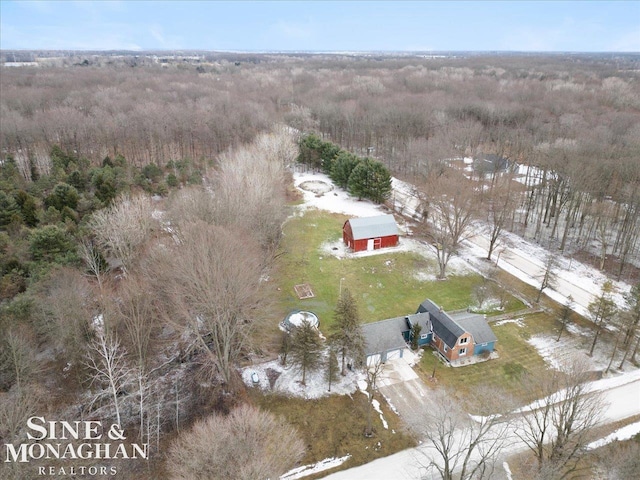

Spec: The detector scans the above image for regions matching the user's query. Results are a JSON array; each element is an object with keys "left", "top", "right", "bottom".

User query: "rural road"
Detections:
[
  {"left": 391, "top": 177, "right": 627, "bottom": 317},
  {"left": 322, "top": 369, "right": 640, "bottom": 480},
  {"left": 466, "top": 233, "right": 597, "bottom": 312}
]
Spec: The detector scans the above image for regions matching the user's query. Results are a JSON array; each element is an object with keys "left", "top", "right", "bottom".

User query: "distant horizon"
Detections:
[
  {"left": 2, "top": 48, "right": 638, "bottom": 55},
  {"left": 1, "top": 1, "right": 638, "bottom": 53}
]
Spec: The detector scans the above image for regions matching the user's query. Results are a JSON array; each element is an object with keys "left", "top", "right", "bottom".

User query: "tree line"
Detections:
[
  {"left": 0, "top": 129, "right": 306, "bottom": 480},
  {"left": 298, "top": 133, "right": 392, "bottom": 203},
  {"left": 2, "top": 54, "right": 638, "bottom": 279}
]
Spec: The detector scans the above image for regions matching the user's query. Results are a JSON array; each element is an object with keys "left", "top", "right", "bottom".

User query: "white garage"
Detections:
[{"left": 362, "top": 316, "right": 410, "bottom": 366}]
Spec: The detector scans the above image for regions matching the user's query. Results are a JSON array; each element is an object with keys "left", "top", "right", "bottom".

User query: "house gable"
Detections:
[
  {"left": 451, "top": 312, "right": 498, "bottom": 346},
  {"left": 416, "top": 299, "right": 465, "bottom": 349}
]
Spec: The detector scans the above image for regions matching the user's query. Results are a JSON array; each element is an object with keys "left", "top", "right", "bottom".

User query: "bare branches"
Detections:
[
  {"left": 0, "top": 386, "right": 44, "bottom": 443},
  {"left": 84, "top": 329, "right": 130, "bottom": 427},
  {"left": 416, "top": 388, "right": 513, "bottom": 480},
  {"left": 88, "top": 193, "right": 155, "bottom": 272},
  {"left": 516, "top": 356, "right": 605, "bottom": 478},
  {"left": 419, "top": 171, "right": 478, "bottom": 279},
  {"left": 166, "top": 404, "right": 305, "bottom": 480},
  {"left": 0, "top": 327, "right": 40, "bottom": 390},
  {"left": 149, "top": 222, "right": 265, "bottom": 386}
]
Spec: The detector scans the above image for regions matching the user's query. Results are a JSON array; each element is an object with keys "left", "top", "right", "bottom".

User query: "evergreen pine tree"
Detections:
[
  {"left": 330, "top": 151, "right": 360, "bottom": 189},
  {"left": 326, "top": 346, "right": 340, "bottom": 392},
  {"left": 347, "top": 158, "right": 392, "bottom": 204},
  {"left": 330, "top": 289, "right": 366, "bottom": 375},
  {"left": 289, "top": 320, "right": 323, "bottom": 385}
]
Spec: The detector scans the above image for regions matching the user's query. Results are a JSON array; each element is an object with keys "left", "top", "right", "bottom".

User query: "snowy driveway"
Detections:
[{"left": 376, "top": 355, "right": 436, "bottom": 436}]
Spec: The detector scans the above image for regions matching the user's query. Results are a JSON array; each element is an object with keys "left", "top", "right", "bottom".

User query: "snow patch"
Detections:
[
  {"left": 241, "top": 358, "right": 365, "bottom": 399},
  {"left": 503, "top": 461, "right": 513, "bottom": 480},
  {"left": 281, "top": 454, "right": 352, "bottom": 479},
  {"left": 372, "top": 399, "right": 389, "bottom": 429},
  {"left": 587, "top": 421, "right": 640, "bottom": 450},
  {"left": 414, "top": 271, "right": 437, "bottom": 282},
  {"left": 294, "top": 171, "right": 385, "bottom": 218},
  {"left": 494, "top": 318, "right": 525, "bottom": 327}
]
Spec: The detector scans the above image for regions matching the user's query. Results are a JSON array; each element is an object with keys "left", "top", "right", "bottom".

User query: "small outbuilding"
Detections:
[{"left": 343, "top": 214, "right": 399, "bottom": 252}]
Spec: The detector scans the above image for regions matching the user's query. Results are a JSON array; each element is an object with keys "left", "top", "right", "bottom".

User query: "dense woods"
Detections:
[
  {"left": 1, "top": 51, "right": 639, "bottom": 478},
  {"left": 2, "top": 53, "right": 639, "bottom": 281}
]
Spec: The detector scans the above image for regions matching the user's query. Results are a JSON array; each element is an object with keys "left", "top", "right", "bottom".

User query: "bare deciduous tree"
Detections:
[
  {"left": 416, "top": 387, "right": 513, "bottom": 480},
  {"left": 150, "top": 222, "right": 266, "bottom": 386},
  {"left": 38, "top": 267, "right": 94, "bottom": 369},
  {"left": 88, "top": 193, "right": 155, "bottom": 272},
  {"left": 0, "top": 386, "right": 43, "bottom": 443},
  {"left": 84, "top": 329, "right": 130, "bottom": 427},
  {"left": 485, "top": 175, "right": 517, "bottom": 261},
  {"left": 114, "top": 274, "right": 156, "bottom": 441},
  {"left": 166, "top": 404, "right": 305, "bottom": 480},
  {"left": 516, "top": 356, "right": 605, "bottom": 478},
  {"left": 363, "top": 357, "right": 385, "bottom": 438},
  {"left": 78, "top": 239, "right": 107, "bottom": 292},
  {"left": 418, "top": 172, "right": 477, "bottom": 279},
  {"left": 213, "top": 133, "right": 289, "bottom": 254},
  {"left": 0, "top": 327, "right": 39, "bottom": 390}
]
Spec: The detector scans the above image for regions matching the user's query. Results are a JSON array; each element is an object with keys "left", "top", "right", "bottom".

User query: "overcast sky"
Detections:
[{"left": 1, "top": 0, "right": 639, "bottom": 52}]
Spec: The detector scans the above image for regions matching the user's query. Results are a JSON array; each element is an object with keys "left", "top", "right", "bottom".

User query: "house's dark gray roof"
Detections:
[
  {"left": 416, "top": 300, "right": 465, "bottom": 349},
  {"left": 406, "top": 312, "right": 431, "bottom": 332},
  {"left": 348, "top": 214, "right": 398, "bottom": 240},
  {"left": 451, "top": 312, "right": 498, "bottom": 345},
  {"left": 361, "top": 316, "right": 409, "bottom": 356}
]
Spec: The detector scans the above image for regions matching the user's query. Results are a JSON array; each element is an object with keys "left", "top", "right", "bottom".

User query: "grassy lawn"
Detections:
[
  {"left": 416, "top": 311, "right": 556, "bottom": 407},
  {"left": 248, "top": 390, "right": 416, "bottom": 478},
  {"left": 274, "top": 209, "right": 525, "bottom": 332}
]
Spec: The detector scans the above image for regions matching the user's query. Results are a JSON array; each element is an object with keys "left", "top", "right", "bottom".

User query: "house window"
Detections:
[
  {"left": 420, "top": 333, "right": 429, "bottom": 340},
  {"left": 459, "top": 337, "right": 469, "bottom": 345},
  {"left": 444, "top": 345, "right": 448, "bottom": 352},
  {"left": 459, "top": 348, "right": 467, "bottom": 355}
]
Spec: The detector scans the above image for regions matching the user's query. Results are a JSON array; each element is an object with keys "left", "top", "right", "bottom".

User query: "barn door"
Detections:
[{"left": 367, "top": 239, "right": 374, "bottom": 251}]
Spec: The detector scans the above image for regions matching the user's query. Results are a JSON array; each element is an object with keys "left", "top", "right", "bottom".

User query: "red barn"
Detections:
[{"left": 343, "top": 214, "right": 399, "bottom": 252}]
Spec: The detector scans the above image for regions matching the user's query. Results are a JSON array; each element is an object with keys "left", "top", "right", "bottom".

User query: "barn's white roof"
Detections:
[{"left": 347, "top": 214, "right": 398, "bottom": 240}]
